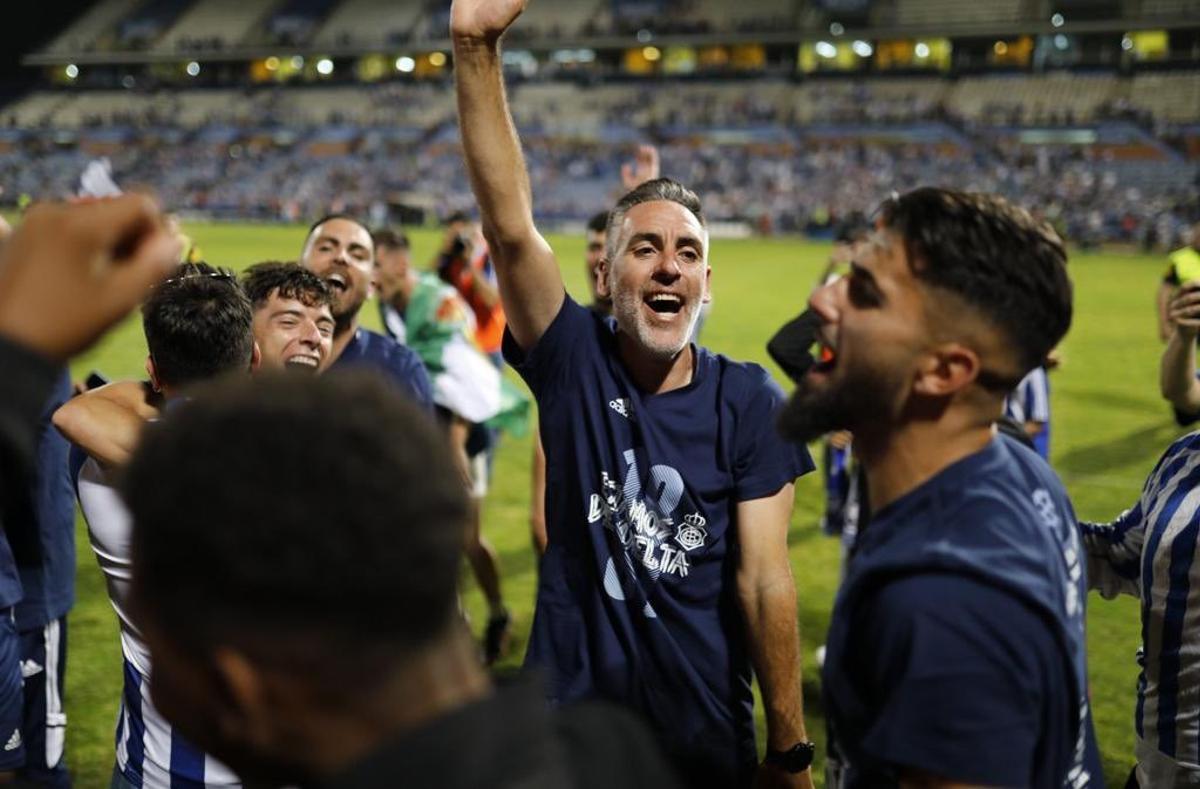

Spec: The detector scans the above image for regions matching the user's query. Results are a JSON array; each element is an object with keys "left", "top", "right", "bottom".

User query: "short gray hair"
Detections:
[{"left": 604, "top": 178, "right": 705, "bottom": 262}]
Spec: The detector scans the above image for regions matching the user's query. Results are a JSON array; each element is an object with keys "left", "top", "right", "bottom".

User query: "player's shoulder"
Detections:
[{"left": 700, "top": 348, "right": 785, "bottom": 402}]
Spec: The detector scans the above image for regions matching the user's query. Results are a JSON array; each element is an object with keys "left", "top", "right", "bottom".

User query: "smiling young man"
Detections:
[
  {"left": 299, "top": 215, "right": 433, "bottom": 407},
  {"left": 773, "top": 188, "right": 1100, "bottom": 788},
  {"left": 241, "top": 262, "right": 335, "bottom": 375},
  {"left": 452, "top": 3, "right": 814, "bottom": 788}
]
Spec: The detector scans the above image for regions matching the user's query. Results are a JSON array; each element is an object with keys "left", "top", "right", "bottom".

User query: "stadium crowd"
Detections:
[{"left": 2, "top": 1, "right": 1200, "bottom": 788}]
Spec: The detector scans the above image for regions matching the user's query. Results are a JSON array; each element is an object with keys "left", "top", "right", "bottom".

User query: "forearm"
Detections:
[
  {"left": 739, "top": 570, "right": 806, "bottom": 748},
  {"left": 52, "top": 383, "right": 155, "bottom": 467},
  {"left": 452, "top": 38, "right": 537, "bottom": 253},
  {"left": 1158, "top": 283, "right": 1175, "bottom": 341},
  {"left": 1160, "top": 329, "right": 1200, "bottom": 410}
]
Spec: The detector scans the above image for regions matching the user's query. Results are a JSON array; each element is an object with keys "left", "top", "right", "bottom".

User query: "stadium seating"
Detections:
[
  {"left": 157, "top": 0, "right": 280, "bottom": 52},
  {"left": 1127, "top": 72, "right": 1200, "bottom": 124},
  {"left": 890, "top": 0, "right": 1023, "bottom": 27},
  {"left": 39, "top": 0, "right": 144, "bottom": 55},
  {"left": 311, "top": 0, "right": 426, "bottom": 48},
  {"left": 946, "top": 73, "right": 1119, "bottom": 124}
]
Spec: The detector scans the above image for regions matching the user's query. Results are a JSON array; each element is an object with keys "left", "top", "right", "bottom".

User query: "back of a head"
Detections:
[
  {"left": 241, "top": 261, "right": 332, "bottom": 310},
  {"left": 587, "top": 211, "right": 610, "bottom": 235},
  {"left": 605, "top": 178, "right": 705, "bottom": 261},
  {"left": 880, "top": 187, "right": 1071, "bottom": 379},
  {"left": 123, "top": 372, "right": 466, "bottom": 672},
  {"left": 142, "top": 262, "right": 255, "bottom": 388}
]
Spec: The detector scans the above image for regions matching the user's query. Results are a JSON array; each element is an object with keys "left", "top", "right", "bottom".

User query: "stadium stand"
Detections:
[
  {"left": 311, "top": 0, "right": 425, "bottom": 49},
  {"left": 1127, "top": 71, "right": 1200, "bottom": 124},
  {"left": 39, "top": 0, "right": 144, "bottom": 56},
  {"left": 947, "top": 73, "right": 1119, "bottom": 125},
  {"left": 157, "top": 0, "right": 281, "bottom": 53},
  {"left": 888, "top": 0, "right": 1024, "bottom": 27},
  {"left": 117, "top": 0, "right": 194, "bottom": 49}
]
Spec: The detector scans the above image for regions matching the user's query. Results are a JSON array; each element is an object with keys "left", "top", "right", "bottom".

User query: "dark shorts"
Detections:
[
  {"left": 19, "top": 617, "right": 68, "bottom": 786},
  {"left": 0, "top": 610, "right": 26, "bottom": 772}
]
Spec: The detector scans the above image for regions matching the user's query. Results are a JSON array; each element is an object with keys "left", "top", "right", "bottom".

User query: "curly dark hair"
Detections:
[
  {"left": 142, "top": 262, "right": 254, "bottom": 388},
  {"left": 241, "top": 261, "right": 333, "bottom": 311},
  {"left": 880, "top": 187, "right": 1071, "bottom": 381},
  {"left": 123, "top": 372, "right": 467, "bottom": 676}
]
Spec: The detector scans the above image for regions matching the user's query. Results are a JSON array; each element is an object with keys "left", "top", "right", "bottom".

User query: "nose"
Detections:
[
  {"left": 652, "top": 252, "right": 683, "bottom": 283},
  {"left": 299, "top": 321, "right": 322, "bottom": 349},
  {"left": 808, "top": 275, "right": 843, "bottom": 325}
]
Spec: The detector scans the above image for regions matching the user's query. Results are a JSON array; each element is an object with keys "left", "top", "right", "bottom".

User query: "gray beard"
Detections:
[{"left": 610, "top": 289, "right": 700, "bottom": 361}]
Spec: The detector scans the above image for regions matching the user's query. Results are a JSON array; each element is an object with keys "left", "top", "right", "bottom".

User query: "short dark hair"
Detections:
[
  {"left": 241, "top": 262, "right": 332, "bottom": 311},
  {"left": 305, "top": 213, "right": 373, "bottom": 249},
  {"left": 605, "top": 178, "right": 704, "bottom": 261},
  {"left": 124, "top": 372, "right": 467, "bottom": 678},
  {"left": 142, "top": 262, "right": 255, "bottom": 388},
  {"left": 372, "top": 229, "right": 410, "bottom": 252},
  {"left": 587, "top": 211, "right": 609, "bottom": 234},
  {"left": 880, "top": 187, "right": 1071, "bottom": 380}
]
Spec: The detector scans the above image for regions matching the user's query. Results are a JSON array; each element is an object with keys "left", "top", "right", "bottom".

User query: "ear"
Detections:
[
  {"left": 209, "top": 647, "right": 271, "bottom": 748},
  {"left": 145, "top": 356, "right": 161, "bottom": 393},
  {"left": 912, "top": 343, "right": 980, "bottom": 397},
  {"left": 595, "top": 258, "right": 613, "bottom": 300},
  {"left": 702, "top": 265, "right": 713, "bottom": 305},
  {"left": 250, "top": 342, "right": 262, "bottom": 374}
]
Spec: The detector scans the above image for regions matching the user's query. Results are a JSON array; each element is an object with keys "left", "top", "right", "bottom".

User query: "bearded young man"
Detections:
[{"left": 773, "top": 187, "right": 1102, "bottom": 789}]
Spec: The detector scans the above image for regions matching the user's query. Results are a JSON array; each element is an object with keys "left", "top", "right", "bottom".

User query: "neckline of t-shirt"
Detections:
[
  {"left": 614, "top": 342, "right": 708, "bottom": 399},
  {"left": 869, "top": 435, "right": 1004, "bottom": 526}
]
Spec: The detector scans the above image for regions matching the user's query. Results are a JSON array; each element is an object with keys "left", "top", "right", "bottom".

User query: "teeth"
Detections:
[{"left": 287, "top": 357, "right": 318, "bottom": 367}]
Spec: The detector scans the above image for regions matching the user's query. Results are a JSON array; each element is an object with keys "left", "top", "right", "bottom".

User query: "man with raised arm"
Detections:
[{"left": 451, "top": 3, "right": 815, "bottom": 788}]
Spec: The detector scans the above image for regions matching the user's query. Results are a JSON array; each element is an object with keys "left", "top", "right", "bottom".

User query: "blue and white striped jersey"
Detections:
[
  {"left": 1005, "top": 366, "right": 1051, "bottom": 459},
  {"left": 1082, "top": 430, "right": 1200, "bottom": 784},
  {"left": 75, "top": 453, "right": 240, "bottom": 789}
]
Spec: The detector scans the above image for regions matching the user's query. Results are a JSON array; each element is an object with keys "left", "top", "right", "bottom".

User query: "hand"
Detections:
[
  {"left": 621, "top": 145, "right": 660, "bottom": 191},
  {"left": 450, "top": 0, "right": 527, "bottom": 43},
  {"left": 828, "top": 430, "right": 853, "bottom": 450},
  {"left": 1169, "top": 283, "right": 1200, "bottom": 339},
  {"left": 0, "top": 196, "right": 179, "bottom": 361},
  {"left": 753, "top": 763, "right": 814, "bottom": 789}
]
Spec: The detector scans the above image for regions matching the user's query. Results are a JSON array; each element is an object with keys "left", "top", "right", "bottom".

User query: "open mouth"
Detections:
[
  {"left": 644, "top": 293, "right": 683, "bottom": 315},
  {"left": 284, "top": 356, "right": 321, "bottom": 374},
  {"left": 811, "top": 340, "right": 838, "bottom": 374},
  {"left": 324, "top": 273, "right": 348, "bottom": 292}
]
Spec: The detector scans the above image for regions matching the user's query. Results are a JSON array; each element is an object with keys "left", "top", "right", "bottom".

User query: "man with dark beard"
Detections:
[{"left": 772, "top": 188, "right": 1102, "bottom": 789}]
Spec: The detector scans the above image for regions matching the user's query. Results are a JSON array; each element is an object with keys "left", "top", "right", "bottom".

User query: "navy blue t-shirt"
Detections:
[
  {"left": 823, "top": 435, "right": 1102, "bottom": 789},
  {"left": 505, "top": 297, "right": 812, "bottom": 786},
  {"left": 15, "top": 369, "right": 75, "bottom": 630},
  {"left": 330, "top": 327, "right": 434, "bottom": 410}
]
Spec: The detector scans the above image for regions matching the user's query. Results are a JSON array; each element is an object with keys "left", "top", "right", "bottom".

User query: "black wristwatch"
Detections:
[{"left": 763, "top": 742, "right": 816, "bottom": 773}]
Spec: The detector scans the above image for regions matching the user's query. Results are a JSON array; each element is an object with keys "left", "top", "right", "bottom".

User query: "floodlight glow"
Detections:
[
  {"left": 914, "top": 42, "right": 930, "bottom": 58},
  {"left": 815, "top": 41, "right": 837, "bottom": 58},
  {"left": 429, "top": 52, "right": 447, "bottom": 67},
  {"left": 852, "top": 40, "right": 872, "bottom": 57},
  {"left": 829, "top": 22, "right": 844, "bottom": 36},
  {"left": 1054, "top": 34, "right": 1069, "bottom": 50},
  {"left": 316, "top": 58, "right": 334, "bottom": 75},
  {"left": 1051, "top": 13, "right": 1064, "bottom": 27},
  {"left": 994, "top": 41, "right": 1008, "bottom": 55},
  {"left": 291, "top": 56, "right": 304, "bottom": 69},
  {"left": 1121, "top": 36, "right": 1134, "bottom": 51},
  {"left": 642, "top": 46, "right": 661, "bottom": 62},
  {"left": 265, "top": 56, "right": 280, "bottom": 71},
  {"left": 396, "top": 56, "right": 415, "bottom": 72},
  {"left": 186, "top": 61, "right": 200, "bottom": 77},
  {"left": 65, "top": 64, "right": 78, "bottom": 79}
]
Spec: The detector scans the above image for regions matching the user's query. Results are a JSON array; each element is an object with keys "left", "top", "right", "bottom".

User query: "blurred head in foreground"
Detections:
[{"left": 123, "top": 373, "right": 471, "bottom": 783}]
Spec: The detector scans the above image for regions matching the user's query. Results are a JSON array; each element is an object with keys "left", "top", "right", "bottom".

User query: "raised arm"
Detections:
[
  {"left": 1160, "top": 283, "right": 1200, "bottom": 414},
  {"left": 451, "top": 0, "right": 564, "bottom": 351}
]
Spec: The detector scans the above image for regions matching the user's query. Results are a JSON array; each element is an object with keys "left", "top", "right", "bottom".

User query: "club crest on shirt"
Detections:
[{"left": 675, "top": 513, "right": 707, "bottom": 552}]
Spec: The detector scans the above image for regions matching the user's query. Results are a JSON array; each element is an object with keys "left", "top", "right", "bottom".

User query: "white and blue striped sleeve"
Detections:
[{"left": 1080, "top": 500, "right": 1145, "bottom": 599}]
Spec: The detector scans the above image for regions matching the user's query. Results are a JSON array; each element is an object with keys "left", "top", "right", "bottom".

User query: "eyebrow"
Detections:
[
  {"left": 848, "top": 261, "right": 885, "bottom": 301},
  {"left": 625, "top": 232, "right": 703, "bottom": 251},
  {"left": 316, "top": 235, "right": 370, "bottom": 255}
]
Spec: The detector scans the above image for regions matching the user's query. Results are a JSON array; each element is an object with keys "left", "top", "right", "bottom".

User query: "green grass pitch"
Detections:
[{"left": 60, "top": 222, "right": 1166, "bottom": 786}]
